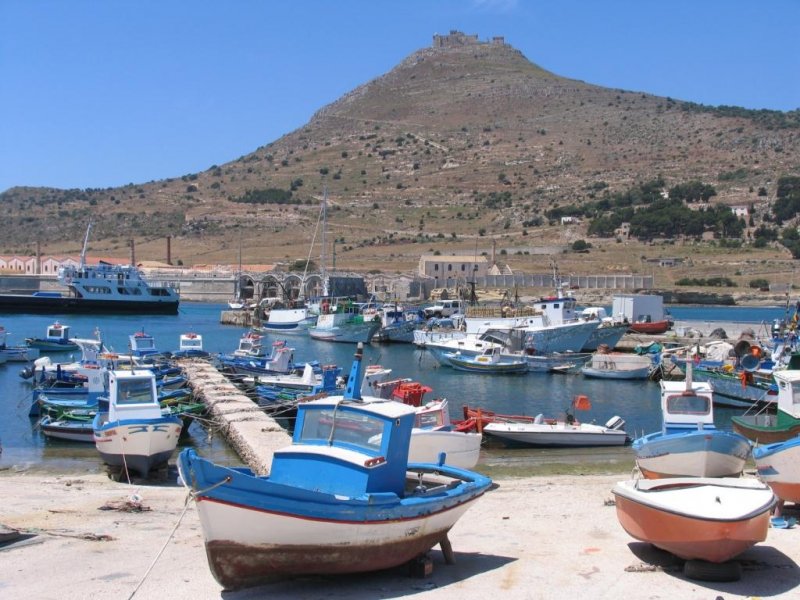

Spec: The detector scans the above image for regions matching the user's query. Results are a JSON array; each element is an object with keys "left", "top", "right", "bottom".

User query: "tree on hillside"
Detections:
[
  {"left": 773, "top": 175, "right": 800, "bottom": 223},
  {"left": 668, "top": 180, "right": 717, "bottom": 203}
]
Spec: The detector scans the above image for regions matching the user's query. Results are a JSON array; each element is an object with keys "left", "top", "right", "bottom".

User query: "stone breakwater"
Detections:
[{"left": 179, "top": 359, "right": 291, "bottom": 475}]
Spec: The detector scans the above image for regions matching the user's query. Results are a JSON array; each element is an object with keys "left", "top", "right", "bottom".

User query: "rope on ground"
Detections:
[{"left": 127, "top": 493, "right": 192, "bottom": 600}]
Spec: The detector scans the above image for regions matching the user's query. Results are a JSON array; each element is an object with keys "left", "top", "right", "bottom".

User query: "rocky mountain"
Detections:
[{"left": 2, "top": 31, "right": 798, "bottom": 278}]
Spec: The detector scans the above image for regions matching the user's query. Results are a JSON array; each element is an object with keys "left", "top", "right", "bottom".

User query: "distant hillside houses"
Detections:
[
  {"left": 731, "top": 205, "right": 749, "bottom": 218},
  {"left": 0, "top": 255, "right": 275, "bottom": 276}
]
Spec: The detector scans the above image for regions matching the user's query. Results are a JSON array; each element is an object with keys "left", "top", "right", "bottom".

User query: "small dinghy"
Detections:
[{"left": 612, "top": 476, "right": 775, "bottom": 564}]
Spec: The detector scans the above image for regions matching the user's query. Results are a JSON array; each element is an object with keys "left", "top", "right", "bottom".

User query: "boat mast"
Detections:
[
  {"left": 320, "top": 185, "right": 327, "bottom": 294},
  {"left": 79, "top": 222, "right": 93, "bottom": 269}
]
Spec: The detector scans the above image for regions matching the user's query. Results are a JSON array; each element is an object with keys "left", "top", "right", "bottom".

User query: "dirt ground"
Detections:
[{"left": 1, "top": 467, "right": 798, "bottom": 600}]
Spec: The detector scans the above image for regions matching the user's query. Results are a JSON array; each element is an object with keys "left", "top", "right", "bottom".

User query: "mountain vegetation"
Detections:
[{"left": 1, "top": 31, "right": 799, "bottom": 293}]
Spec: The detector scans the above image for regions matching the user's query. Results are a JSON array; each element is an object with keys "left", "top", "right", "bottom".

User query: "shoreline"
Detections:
[{"left": 2, "top": 467, "right": 799, "bottom": 599}]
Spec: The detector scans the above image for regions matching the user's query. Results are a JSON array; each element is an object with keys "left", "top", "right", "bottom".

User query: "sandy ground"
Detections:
[{"left": 1, "top": 468, "right": 799, "bottom": 600}]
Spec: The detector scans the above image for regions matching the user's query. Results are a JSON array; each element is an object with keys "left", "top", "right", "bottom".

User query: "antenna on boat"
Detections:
[
  {"left": 684, "top": 360, "right": 693, "bottom": 391},
  {"left": 342, "top": 342, "right": 365, "bottom": 402},
  {"left": 80, "top": 221, "right": 93, "bottom": 269}
]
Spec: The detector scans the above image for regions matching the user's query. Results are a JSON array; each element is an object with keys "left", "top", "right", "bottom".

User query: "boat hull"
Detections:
[
  {"left": 483, "top": 422, "right": 627, "bottom": 447},
  {"left": 581, "top": 365, "right": 651, "bottom": 380},
  {"left": 753, "top": 436, "right": 800, "bottom": 503},
  {"left": 39, "top": 417, "right": 95, "bottom": 442},
  {"left": 179, "top": 449, "right": 490, "bottom": 590},
  {"left": 633, "top": 431, "right": 751, "bottom": 478},
  {"left": 731, "top": 412, "right": 800, "bottom": 444},
  {"left": 93, "top": 416, "right": 183, "bottom": 477},
  {"left": 308, "top": 322, "right": 381, "bottom": 343},
  {"left": 613, "top": 478, "right": 774, "bottom": 563},
  {"left": 524, "top": 352, "right": 592, "bottom": 373},
  {"left": 582, "top": 323, "right": 628, "bottom": 351},
  {"left": 0, "top": 293, "right": 179, "bottom": 315},
  {"left": 408, "top": 429, "right": 482, "bottom": 469},
  {"left": 628, "top": 320, "right": 671, "bottom": 334},
  {"left": 445, "top": 354, "right": 527, "bottom": 374}
]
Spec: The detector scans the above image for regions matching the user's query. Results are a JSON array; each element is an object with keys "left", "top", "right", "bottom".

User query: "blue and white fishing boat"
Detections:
[
  {"left": 218, "top": 339, "right": 301, "bottom": 377},
  {"left": 372, "top": 305, "right": 425, "bottom": 343},
  {"left": 177, "top": 344, "right": 492, "bottom": 590},
  {"left": 128, "top": 328, "right": 163, "bottom": 358},
  {"left": 753, "top": 435, "right": 800, "bottom": 505},
  {"left": 440, "top": 346, "right": 528, "bottom": 375},
  {"left": 633, "top": 364, "right": 752, "bottom": 478},
  {"left": 25, "top": 321, "right": 79, "bottom": 353},
  {"left": 0, "top": 325, "right": 39, "bottom": 363},
  {"left": 580, "top": 350, "right": 655, "bottom": 380},
  {"left": 258, "top": 300, "right": 317, "bottom": 335},
  {"left": 92, "top": 369, "right": 183, "bottom": 477},
  {"left": 171, "top": 332, "right": 209, "bottom": 359}
]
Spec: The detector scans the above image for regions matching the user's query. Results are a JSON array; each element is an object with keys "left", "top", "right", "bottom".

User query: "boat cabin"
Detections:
[
  {"left": 106, "top": 370, "right": 161, "bottom": 422},
  {"left": 179, "top": 333, "right": 203, "bottom": 353},
  {"left": 660, "top": 379, "right": 715, "bottom": 433},
  {"left": 773, "top": 370, "right": 800, "bottom": 420},
  {"left": 268, "top": 398, "right": 416, "bottom": 497},
  {"left": 129, "top": 329, "right": 159, "bottom": 356},
  {"left": 233, "top": 332, "right": 264, "bottom": 357},
  {"left": 46, "top": 322, "right": 71, "bottom": 342}
]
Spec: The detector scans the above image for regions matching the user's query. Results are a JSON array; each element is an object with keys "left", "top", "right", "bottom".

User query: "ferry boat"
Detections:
[{"left": 0, "top": 224, "right": 179, "bottom": 314}]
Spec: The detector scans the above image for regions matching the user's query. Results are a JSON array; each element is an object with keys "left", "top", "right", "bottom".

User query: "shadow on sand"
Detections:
[
  {"left": 627, "top": 541, "right": 800, "bottom": 596},
  {"left": 221, "top": 550, "right": 517, "bottom": 599}
]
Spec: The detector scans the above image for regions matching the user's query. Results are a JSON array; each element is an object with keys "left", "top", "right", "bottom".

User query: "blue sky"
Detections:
[{"left": 1, "top": 0, "right": 797, "bottom": 192}]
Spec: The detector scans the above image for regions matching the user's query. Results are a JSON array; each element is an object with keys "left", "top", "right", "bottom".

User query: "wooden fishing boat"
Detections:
[
  {"left": 612, "top": 477, "right": 775, "bottom": 563},
  {"left": 92, "top": 369, "right": 183, "bottom": 477},
  {"left": 753, "top": 435, "right": 800, "bottom": 503},
  {"left": 633, "top": 364, "right": 752, "bottom": 478},
  {"left": 732, "top": 369, "right": 800, "bottom": 443},
  {"left": 177, "top": 345, "right": 491, "bottom": 590},
  {"left": 440, "top": 346, "right": 528, "bottom": 374},
  {"left": 172, "top": 332, "right": 209, "bottom": 358},
  {"left": 25, "top": 322, "right": 79, "bottom": 353},
  {"left": 581, "top": 351, "right": 655, "bottom": 380}
]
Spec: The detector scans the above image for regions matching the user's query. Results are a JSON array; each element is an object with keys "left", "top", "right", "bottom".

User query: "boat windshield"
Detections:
[
  {"left": 666, "top": 393, "right": 710, "bottom": 415},
  {"left": 116, "top": 379, "right": 156, "bottom": 405},
  {"left": 299, "top": 407, "right": 385, "bottom": 453}
]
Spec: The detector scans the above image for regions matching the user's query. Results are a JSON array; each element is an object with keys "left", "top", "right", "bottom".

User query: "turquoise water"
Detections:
[{"left": 0, "top": 302, "right": 786, "bottom": 472}]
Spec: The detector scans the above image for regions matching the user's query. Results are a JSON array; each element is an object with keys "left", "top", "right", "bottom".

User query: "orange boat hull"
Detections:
[{"left": 614, "top": 493, "right": 770, "bottom": 563}]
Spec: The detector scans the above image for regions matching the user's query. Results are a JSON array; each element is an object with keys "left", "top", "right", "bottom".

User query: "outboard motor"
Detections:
[{"left": 605, "top": 416, "right": 626, "bottom": 431}]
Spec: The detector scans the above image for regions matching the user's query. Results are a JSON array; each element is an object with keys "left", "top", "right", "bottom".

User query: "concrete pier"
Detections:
[{"left": 180, "top": 359, "right": 291, "bottom": 475}]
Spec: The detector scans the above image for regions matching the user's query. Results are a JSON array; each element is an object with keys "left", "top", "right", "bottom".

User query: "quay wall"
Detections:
[{"left": 179, "top": 359, "right": 291, "bottom": 474}]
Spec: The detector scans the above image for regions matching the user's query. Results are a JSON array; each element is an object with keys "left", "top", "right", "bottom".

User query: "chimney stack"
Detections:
[
  {"left": 166, "top": 235, "right": 172, "bottom": 265},
  {"left": 129, "top": 239, "right": 135, "bottom": 266}
]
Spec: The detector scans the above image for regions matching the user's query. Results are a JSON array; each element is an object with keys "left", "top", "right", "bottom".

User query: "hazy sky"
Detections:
[{"left": 1, "top": 0, "right": 797, "bottom": 192}]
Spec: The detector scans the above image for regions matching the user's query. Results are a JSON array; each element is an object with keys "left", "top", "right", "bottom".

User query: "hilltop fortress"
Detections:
[{"left": 432, "top": 30, "right": 506, "bottom": 48}]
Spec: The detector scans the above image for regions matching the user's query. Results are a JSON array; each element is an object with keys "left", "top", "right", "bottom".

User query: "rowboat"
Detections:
[{"left": 612, "top": 477, "right": 775, "bottom": 563}]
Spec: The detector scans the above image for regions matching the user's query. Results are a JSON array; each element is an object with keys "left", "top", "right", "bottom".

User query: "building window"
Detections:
[
  {"left": 448, "top": 264, "right": 452, "bottom": 271},
  {"left": 434, "top": 264, "right": 439, "bottom": 271},
  {"left": 461, "top": 264, "right": 466, "bottom": 271}
]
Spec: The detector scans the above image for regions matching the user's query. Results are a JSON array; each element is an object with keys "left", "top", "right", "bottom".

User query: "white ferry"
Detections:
[{"left": 0, "top": 224, "right": 179, "bottom": 314}]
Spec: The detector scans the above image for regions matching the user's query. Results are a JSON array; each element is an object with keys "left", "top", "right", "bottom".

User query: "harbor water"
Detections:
[{"left": 0, "top": 302, "right": 790, "bottom": 473}]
